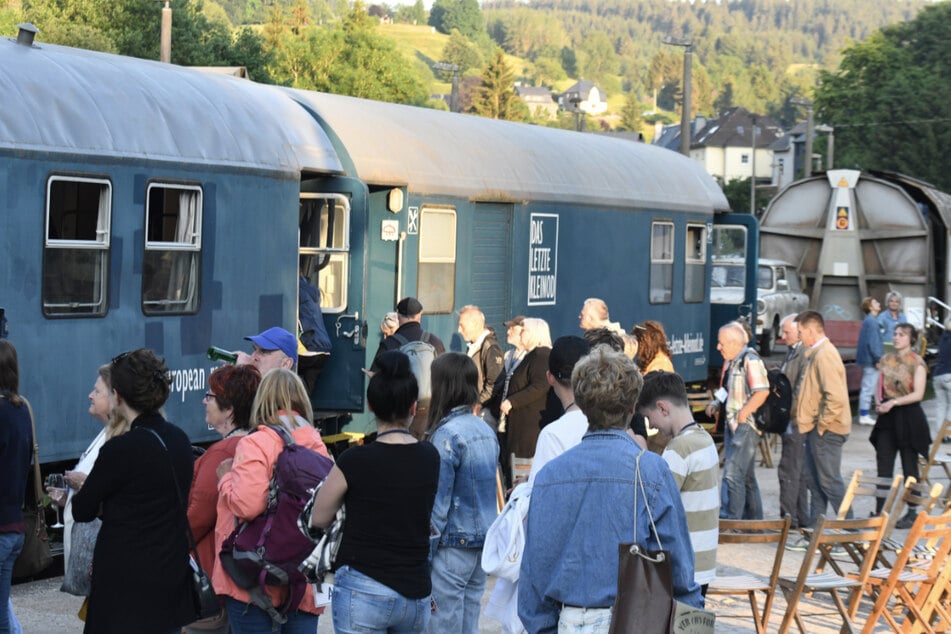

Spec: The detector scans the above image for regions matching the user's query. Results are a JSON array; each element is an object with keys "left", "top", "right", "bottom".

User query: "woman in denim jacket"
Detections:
[
  {"left": 426, "top": 353, "right": 500, "bottom": 634},
  {"left": 519, "top": 346, "right": 702, "bottom": 633}
]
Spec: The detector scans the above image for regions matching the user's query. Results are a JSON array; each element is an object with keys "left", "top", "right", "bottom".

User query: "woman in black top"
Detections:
[
  {"left": 72, "top": 349, "right": 196, "bottom": 634},
  {"left": 0, "top": 341, "right": 32, "bottom": 633},
  {"left": 311, "top": 351, "right": 440, "bottom": 634}
]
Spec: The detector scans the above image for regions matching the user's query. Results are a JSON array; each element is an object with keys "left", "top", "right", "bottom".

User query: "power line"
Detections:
[{"left": 830, "top": 117, "right": 951, "bottom": 128}]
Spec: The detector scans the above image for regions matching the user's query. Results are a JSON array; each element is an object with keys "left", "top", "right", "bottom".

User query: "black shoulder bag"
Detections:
[{"left": 143, "top": 427, "right": 222, "bottom": 622}]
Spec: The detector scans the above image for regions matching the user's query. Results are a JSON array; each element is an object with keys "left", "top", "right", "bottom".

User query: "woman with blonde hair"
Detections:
[
  {"left": 215, "top": 368, "right": 330, "bottom": 633},
  {"left": 54, "top": 364, "right": 130, "bottom": 590},
  {"left": 489, "top": 317, "right": 551, "bottom": 465}
]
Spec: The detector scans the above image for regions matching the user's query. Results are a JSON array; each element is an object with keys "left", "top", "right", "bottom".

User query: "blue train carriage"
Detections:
[
  {"left": 0, "top": 33, "right": 345, "bottom": 464},
  {"left": 289, "top": 90, "right": 758, "bottom": 432}
]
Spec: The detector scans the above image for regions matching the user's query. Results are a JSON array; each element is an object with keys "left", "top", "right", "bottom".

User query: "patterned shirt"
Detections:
[
  {"left": 879, "top": 349, "right": 925, "bottom": 400},
  {"left": 724, "top": 348, "right": 769, "bottom": 429}
]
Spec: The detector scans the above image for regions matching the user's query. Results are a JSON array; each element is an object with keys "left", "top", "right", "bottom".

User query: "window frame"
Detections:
[
  {"left": 649, "top": 220, "right": 675, "bottom": 305},
  {"left": 141, "top": 181, "right": 203, "bottom": 316},
  {"left": 683, "top": 222, "right": 707, "bottom": 304},
  {"left": 299, "top": 193, "right": 351, "bottom": 314},
  {"left": 42, "top": 174, "right": 113, "bottom": 318},
  {"left": 417, "top": 206, "right": 457, "bottom": 314}
]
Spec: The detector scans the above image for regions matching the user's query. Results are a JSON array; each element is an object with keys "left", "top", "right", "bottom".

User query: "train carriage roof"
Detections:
[
  {"left": 0, "top": 37, "right": 342, "bottom": 174},
  {"left": 286, "top": 90, "right": 729, "bottom": 214}
]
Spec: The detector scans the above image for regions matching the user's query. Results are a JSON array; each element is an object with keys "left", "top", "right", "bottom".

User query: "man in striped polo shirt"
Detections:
[{"left": 637, "top": 371, "right": 721, "bottom": 597}]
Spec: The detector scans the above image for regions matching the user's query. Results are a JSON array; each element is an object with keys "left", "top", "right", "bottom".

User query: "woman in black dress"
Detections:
[{"left": 72, "top": 349, "right": 196, "bottom": 634}]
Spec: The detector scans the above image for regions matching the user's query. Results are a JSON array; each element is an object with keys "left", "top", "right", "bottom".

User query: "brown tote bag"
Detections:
[
  {"left": 13, "top": 397, "right": 54, "bottom": 579},
  {"left": 607, "top": 452, "right": 715, "bottom": 634}
]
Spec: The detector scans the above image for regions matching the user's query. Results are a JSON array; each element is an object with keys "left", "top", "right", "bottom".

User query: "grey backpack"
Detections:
[{"left": 393, "top": 332, "right": 436, "bottom": 402}]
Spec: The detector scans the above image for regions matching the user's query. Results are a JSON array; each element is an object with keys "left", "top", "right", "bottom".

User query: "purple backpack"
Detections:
[{"left": 220, "top": 423, "right": 334, "bottom": 626}]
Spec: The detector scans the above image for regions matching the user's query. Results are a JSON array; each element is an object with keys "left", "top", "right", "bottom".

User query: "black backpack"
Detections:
[{"left": 755, "top": 368, "right": 793, "bottom": 434}]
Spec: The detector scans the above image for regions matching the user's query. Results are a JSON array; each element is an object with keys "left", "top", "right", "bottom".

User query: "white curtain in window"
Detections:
[{"left": 165, "top": 191, "right": 200, "bottom": 308}]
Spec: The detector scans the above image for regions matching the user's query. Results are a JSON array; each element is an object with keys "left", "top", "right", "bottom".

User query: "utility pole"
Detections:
[
  {"left": 750, "top": 115, "right": 757, "bottom": 215},
  {"left": 159, "top": 0, "right": 172, "bottom": 63},
  {"left": 433, "top": 62, "right": 460, "bottom": 112},
  {"left": 663, "top": 36, "right": 693, "bottom": 157},
  {"left": 791, "top": 97, "right": 815, "bottom": 178}
]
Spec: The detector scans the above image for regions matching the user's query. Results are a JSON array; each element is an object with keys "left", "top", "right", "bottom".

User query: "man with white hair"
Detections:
[
  {"left": 705, "top": 321, "right": 768, "bottom": 520},
  {"left": 577, "top": 298, "right": 623, "bottom": 334},
  {"left": 457, "top": 305, "right": 503, "bottom": 415}
]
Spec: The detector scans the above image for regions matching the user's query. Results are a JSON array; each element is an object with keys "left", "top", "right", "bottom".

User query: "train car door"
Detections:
[
  {"left": 299, "top": 179, "right": 368, "bottom": 413},
  {"left": 467, "top": 203, "right": 513, "bottom": 333},
  {"left": 710, "top": 212, "right": 759, "bottom": 367}
]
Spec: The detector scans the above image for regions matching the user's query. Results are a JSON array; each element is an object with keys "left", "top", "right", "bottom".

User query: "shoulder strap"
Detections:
[
  {"left": 22, "top": 397, "right": 43, "bottom": 507},
  {"left": 633, "top": 451, "right": 663, "bottom": 551},
  {"left": 392, "top": 333, "right": 408, "bottom": 346},
  {"left": 142, "top": 427, "right": 204, "bottom": 570},
  {"left": 421, "top": 331, "right": 432, "bottom": 344}
]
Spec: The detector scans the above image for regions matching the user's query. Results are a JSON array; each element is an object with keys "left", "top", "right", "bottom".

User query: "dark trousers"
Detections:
[
  {"left": 805, "top": 427, "right": 849, "bottom": 524},
  {"left": 778, "top": 425, "right": 810, "bottom": 528},
  {"left": 874, "top": 427, "right": 920, "bottom": 513}
]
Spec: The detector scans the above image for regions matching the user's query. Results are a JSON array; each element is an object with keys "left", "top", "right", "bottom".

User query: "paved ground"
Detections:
[{"left": 12, "top": 399, "right": 945, "bottom": 633}]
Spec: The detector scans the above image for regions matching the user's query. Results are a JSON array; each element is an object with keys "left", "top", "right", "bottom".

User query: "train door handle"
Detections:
[{"left": 335, "top": 312, "right": 361, "bottom": 343}]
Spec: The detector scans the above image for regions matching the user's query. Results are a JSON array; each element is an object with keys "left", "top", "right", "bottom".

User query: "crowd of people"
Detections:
[{"left": 1, "top": 289, "right": 948, "bottom": 634}]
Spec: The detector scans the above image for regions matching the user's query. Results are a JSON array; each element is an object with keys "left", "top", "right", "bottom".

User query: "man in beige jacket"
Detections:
[{"left": 795, "top": 310, "right": 852, "bottom": 525}]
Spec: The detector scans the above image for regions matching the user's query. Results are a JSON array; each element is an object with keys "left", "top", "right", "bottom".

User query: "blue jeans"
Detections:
[
  {"left": 0, "top": 532, "right": 25, "bottom": 634},
  {"left": 225, "top": 597, "right": 318, "bottom": 634},
  {"left": 427, "top": 547, "right": 485, "bottom": 634},
  {"left": 558, "top": 606, "right": 612, "bottom": 633},
  {"left": 722, "top": 424, "right": 763, "bottom": 520},
  {"left": 859, "top": 366, "right": 878, "bottom": 414},
  {"left": 805, "top": 428, "right": 849, "bottom": 523},
  {"left": 332, "top": 566, "right": 430, "bottom": 633}
]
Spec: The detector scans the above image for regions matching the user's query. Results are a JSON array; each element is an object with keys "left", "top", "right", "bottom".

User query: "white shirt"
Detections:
[{"left": 528, "top": 409, "right": 588, "bottom": 484}]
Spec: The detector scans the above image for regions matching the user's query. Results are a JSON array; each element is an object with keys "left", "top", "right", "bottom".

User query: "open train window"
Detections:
[
  {"left": 142, "top": 183, "right": 202, "bottom": 315},
  {"left": 684, "top": 223, "right": 707, "bottom": 303},
  {"left": 43, "top": 176, "right": 112, "bottom": 317},
  {"left": 650, "top": 221, "right": 674, "bottom": 304},
  {"left": 300, "top": 194, "right": 349, "bottom": 313},
  {"left": 418, "top": 207, "right": 456, "bottom": 314}
]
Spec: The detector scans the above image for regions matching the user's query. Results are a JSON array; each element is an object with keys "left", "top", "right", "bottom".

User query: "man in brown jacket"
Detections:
[{"left": 795, "top": 310, "right": 852, "bottom": 525}]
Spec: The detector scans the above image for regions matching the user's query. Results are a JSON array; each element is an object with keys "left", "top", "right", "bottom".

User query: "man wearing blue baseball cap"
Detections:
[{"left": 236, "top": 326, "right": 298, "bottom": 374}]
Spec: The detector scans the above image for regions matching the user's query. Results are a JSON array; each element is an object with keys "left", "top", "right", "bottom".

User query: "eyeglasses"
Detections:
[{"left": 204, "top": 392, "right": 217, "bottom": 401}]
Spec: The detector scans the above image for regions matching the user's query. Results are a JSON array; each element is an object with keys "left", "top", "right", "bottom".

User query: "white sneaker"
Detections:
[{"left": 858, "top": 415, "right": 875, "bottom": 426}]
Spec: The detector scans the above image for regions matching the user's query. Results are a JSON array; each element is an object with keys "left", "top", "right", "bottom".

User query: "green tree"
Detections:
[
  {"left": 470, "top": 49, "right": 527, "bottom": 121},
  {"left": 277, "top": 2, "right": 428, "bottom": 105},
  {"left": 575, "top": 31, "right": 617, "bottom": 85},
  {"left": 440, "top": 28, "right": 482, "bottom": 74},
  {"left": 618, "top": 91, "right": 644, "bottom": 132},
  {"left": 429, "top": 0, "right": 483, "bottom": 39},
  {"left": 814, "top": 2, "right": 951, "bottom": 190}
]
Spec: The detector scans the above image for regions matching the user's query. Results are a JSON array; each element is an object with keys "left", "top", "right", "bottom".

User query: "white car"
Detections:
[{"left": 712, "top": 258, "right": 808, "bottom": 355}]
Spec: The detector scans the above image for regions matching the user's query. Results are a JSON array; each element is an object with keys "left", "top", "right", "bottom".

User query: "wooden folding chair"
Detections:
[
  {"left": 877, "top": 478, "right": 944, "bottom": 568},
  {"left": 495, "top": 465, "right": 505, "bottom": 513},
  {"left": 776, "top": 514, "right": 889, "bottom": 634},
  {"left": 510, "top": 452, "right": 532, "bottom": 487},
  {"left": 837, "top": 470, "right": 904, "bottom": 520},
  {"left": 918, "top": 419, "right": 951, "bottom": 498},
  {"left": 861, "top": 511, "right": 951, "bottom": 634},
  {"left": 707, "top": 516, "right": 792, "bottom": 634}
]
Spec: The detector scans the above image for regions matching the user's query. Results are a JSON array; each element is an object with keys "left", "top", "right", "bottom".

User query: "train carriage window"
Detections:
[
  {"left": 418, "top": 207, "right": 456, "bottom": 314},
  {"left": 300, "top": 194, "right": 349, "bottom": 313},
  {"left": 650, "top": 221, "right": 674, "bottom": 304},
  {"left": 43, "top": 177, "right": 112, "bottom": 317},
  {"left": 142, "top": 184, "right": 202, "bottom": 315},
  {"left": 710, "top": 225, "right": 748, "bottom": 305},
  {"left": 684, "top": 224, "right": 707, "bottom": 303}
]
